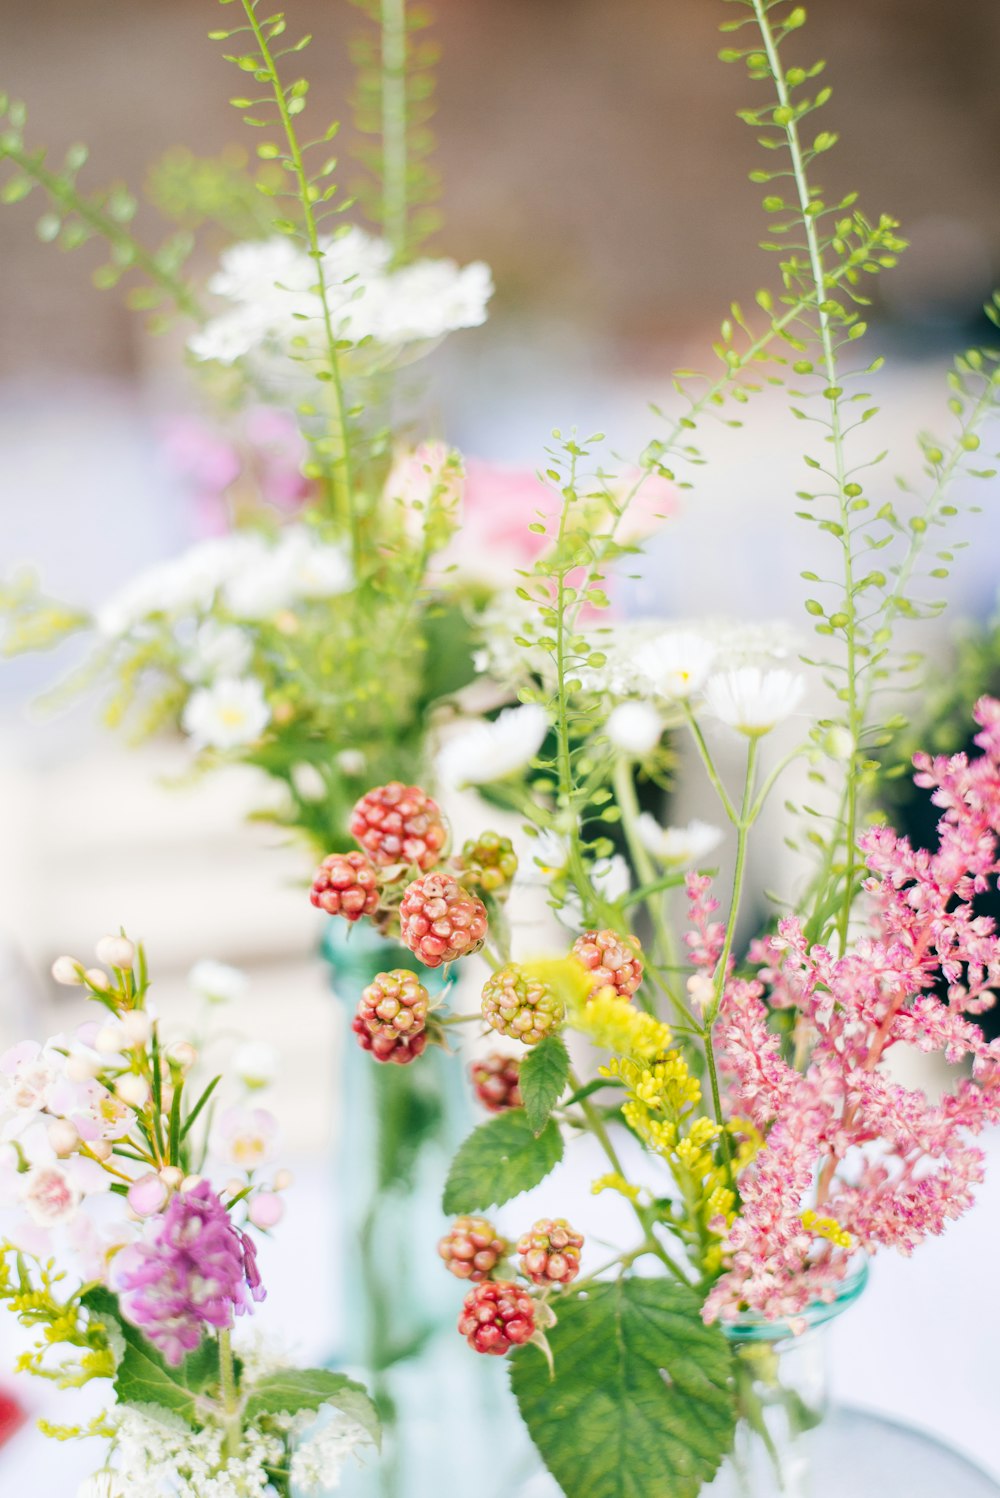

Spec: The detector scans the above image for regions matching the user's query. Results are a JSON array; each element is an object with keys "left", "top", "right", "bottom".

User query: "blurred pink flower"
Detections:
[{"left": 161, "top": 409, "right": 313, "bottom": 534}]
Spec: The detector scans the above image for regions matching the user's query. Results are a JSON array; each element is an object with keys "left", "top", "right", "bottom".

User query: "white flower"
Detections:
[
  {"left": 233, "top": 1041, "right": 278, "bottom": 1090},
  {"left": 291, "top": 1410, "right": 373, "bottom": 1495},
  {"left": 636, "top": 814, "right": 723, "bottom": 868},
  {"left": 181, "top": 621, "right": 253, "bottom": 684},
  {"left": 96, "top": 534, "right": 262, "bottom": 637},
  {"left": 189, "top": 959, "right": 248, "bottom": 1004},
  {"left": 633, "top": 630, "right": 717, "bottom": 701},
  {"left": 606, "top": 702, "right": 664, "bottom": 755},
  {"left": 181, "top": 677, "right": 270, "bottom": 750},
  {"left": 290, "top": 762, "right": 327, "bottom": 802},
  {"left": 78, "top": 1474, "right": 126, "bottom": 1498},
  {"left": 222, "top": 528, "right": 351, "bottom": 619},
  {"left": 212, "top": 1107, "right": 280, "bottom": 1170},
  {"left": 436, "top": 704, "right": 548, "bottom": 789},
  {"left": 703, "top": 667, "right": 806, "bottom": 736},
  {"left": 0, "top": 1041, "right": 59, "bottom": 1125}
]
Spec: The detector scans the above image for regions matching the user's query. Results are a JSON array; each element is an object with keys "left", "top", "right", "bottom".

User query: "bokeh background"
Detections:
[{"left": 2, "top": 0, "right": 1000, "bottom": 1490}]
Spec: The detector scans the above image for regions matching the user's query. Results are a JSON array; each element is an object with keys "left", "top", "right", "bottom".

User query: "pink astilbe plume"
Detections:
[{"left": 704, "top": 698, "right": 1000, "bottom": 1324}]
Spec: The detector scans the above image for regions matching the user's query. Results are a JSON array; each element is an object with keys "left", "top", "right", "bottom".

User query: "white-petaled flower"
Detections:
[
  {"left": 78, "top": 1474, "right": 126, "bottom": 1498},
  {"left": 606, "top": 702, "right": 664, "bottom": 756},
  {"left": 233, "top": 1041, "right": 278, "bottom": 1091},
  {"left": 436, "top": 704, "right": 548, "bottom": 789},
  {"left": 95, "top": 533, "right": 263, "bottom": 638},
  {"left": 181, "top": 620, "right": 253, "bottom": 684},
  {"left": 636, "top": 814, "right": 723, "bottom": 869},
  {"left": 181, "top": 677, "right": 271, "bottom": 751},
  {"left": 212, "top": 1106, "right": 280, "bottom": 1170},
  {"left": 189, "top": 959, "right": 248, "bottom": 1004},
  {"left": 222, "top": 529, "right": 351, "bottom": 619},
  {"left": 291, "top": 1409, "right": 374, "bottom": 1495},
  {"left": 633, "top": 630, "right": 717, "bottom": 701},
  {"left": 703, "top": 667, "right": 806, "bottom": 736},
  {"left": 0, "top": 1041, "right": 60, "bottom": 1126}
]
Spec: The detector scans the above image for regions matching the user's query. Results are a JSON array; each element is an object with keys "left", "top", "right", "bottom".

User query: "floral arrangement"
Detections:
[{"left": 0, "top": 935, "right": 378, "bottom": 1495}]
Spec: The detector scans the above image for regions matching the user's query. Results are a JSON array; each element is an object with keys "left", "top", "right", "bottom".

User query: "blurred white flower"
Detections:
[
  {"left": 634, "top": 630, "right": 717, "bottom": 701},
  {"left": 182, "top": 677, "right": 270, "bottom": 750},
  {"left": 181, "top": 621, "right": 253, "bottom": 684},
  {"left": 436, "top": 705, "right": 548, "bottom": 789},
  {"left": 233, "top": 1041, "right": 278, "bottom": 1091},
  {"left": 291, "top": 1411, "right": 374, "bottom": 1496},
  {"left": 222, "top": 530, "right": 350, "bottom": 619},
  {"left": 78, "top": 1475, "right": 127, "bottom": 1498},
  {"left": 290, "top": 763, "right": 327, "bottom": 802},
  {"left": 703, "top": 667, "right": 806, "bottom": 736},
  {"left": 213, "top": 1106, "right": 280, "bottom": 1170},
  {"left": 96, "top": 534, "right": 262, "bottom": 638},
  {"left": 636, "top": 814, "right": 723, "bottom": 868},
  {"left": 188, "top": 959, "right": 247, "bottom": 1005},
  {"left": 606, "top": 702, "right": 663, "bottom": 755}
]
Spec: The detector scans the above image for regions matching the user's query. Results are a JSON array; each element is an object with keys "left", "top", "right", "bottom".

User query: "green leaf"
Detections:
[
  {"left": 510, "top": 1279, "right": 735, "bottom": 1498},
  {"left": 519, "top": 1034, "right": 570, "bottom": 1134},
  {"left": 442, "top": 1110, "right": 564, "bottom": 1214},
  {"left": 244, "top": 1369, "right": 381, "bottom": 1448},
  {"left": 81, "top": 1287, "right": 201, "bottom": 1424}
]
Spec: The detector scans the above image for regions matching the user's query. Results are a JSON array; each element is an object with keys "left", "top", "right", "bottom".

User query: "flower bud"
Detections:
[
  {"left": 168, "top": 1042, "right": 197, "bottom": 1072},
  {"left": 51, "top": 956, "right": 84, "bottom": 986},
  {"left": 84, "top": 968, "right": 111, "bottom": 992},
  {"left": 47, "top": 1119, "right": 79, "bottom": 1156},
  {"left": 181, "top": 1174, "right": 203, "bottom": 1193},
  {"left": 65, "top": 1053, "right": 101, "bottom": 1083},
  {"left": 120, "top": 1011, "right": 153, "bottom": 1048},
  {"left": 95, "top": 936, "right": 135, "bottom": 970},
  {"left": 115, "top": 1074, "right": 150, "bottom": 1109},
  {"left": 158, "top": 1166, "right": 184, "bottom": 1191},
  {"left": 95, "top": 1025, "right": 125, "bottom": 1056},
  {"left": 337, "top": 748, "right": 367, "bottom": 777},
  {"left": 225, "top": 1177, "right": 244, "bottom": 1198},
  {"left": 686, "top": 973, "right": 715, "bottom": 1014},
  {"left": 248, "top": 1191, "right": 285, "bottom": 1230},
  {"left": 273, "top": 1168, "right": 294, "bottom": 1192},
  {"left": 128, "top": 1173, "right": 167, "bottom": 1217},
  {"left": 89, "top": 1139, "right": 113, "bottom": 1162}
]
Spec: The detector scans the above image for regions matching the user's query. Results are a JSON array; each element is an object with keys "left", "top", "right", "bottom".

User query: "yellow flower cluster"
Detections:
[
  {"left": 572, "top": 986, "right": 674, "bottom": 1061},
  {"left": 0, "top": 1243, "right": 115, "bottom": 1391},
  {"left": 801, "top": 1209, "right": 853, "bottom": 1250},
  {"left": 591, "top": 1172, "right": 642, "bottom": 1203}
]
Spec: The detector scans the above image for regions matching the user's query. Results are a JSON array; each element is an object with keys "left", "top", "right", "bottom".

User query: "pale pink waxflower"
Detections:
[{"left": 212, "top": 1107, "right": 281, "bottom": 1171}]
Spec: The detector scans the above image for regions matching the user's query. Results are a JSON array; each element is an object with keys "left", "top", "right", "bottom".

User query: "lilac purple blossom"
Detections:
[{"left": 113, "top": 1180, "right": 265, "bottom": 1365}]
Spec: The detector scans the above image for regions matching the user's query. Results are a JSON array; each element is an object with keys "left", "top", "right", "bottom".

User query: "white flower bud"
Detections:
[
  {"left": 273, "top": 1168, "right": 294, "bottom": 1192},
  {"left": 65, "top": 1053, "right": 101, "bottom": 1083},
  {"left": 120, "top": 1011, "right": 153, "bottom": 1048},
  {"left": 84, "top": 968, "right": 111, "bottom": 992},
  {"left": 115, "top": 1074, "right": 150, "bottom": 1109},
  {"left": 89, "top": 1140, "right": 113, "bottom": 1162},
  {"left": 336, "top": 748, "right": 367, "bottom": 777},
  {"left": 47, "top": 1119, "right": 79, "bottom": 1157},
  {"left": 181, "top": 1174, "right": 203, "bottom": 1192},
  {"left": 290, "top": 762, "right": 326, "bottom": 802},
  {"left": 51, "top": 956, "right": 84, "bottom": 986},
  {"left": 823, "top": 725, "right": 855, "bottom": 761},
  {"left": 233, "top": 1041, "right": 278, "bottom": 1090},
  {"left": 159, "top": 1166, "right": 184, "bottom": 1190},
  {"left": 225, "top": 1177, "right": 244, "bottom": 1198},
  {"left": 686, "top": 974, "right": 716, "bottom": 1014},
  {"left": 168, "top": 1041, "right": 197, "bottom": 1072},
  {"left": 95, "top": 936, "right": 135, "bottom": 970},
  {"left": 95, "top": 1025, "right": 125, "bottom": 1056}
]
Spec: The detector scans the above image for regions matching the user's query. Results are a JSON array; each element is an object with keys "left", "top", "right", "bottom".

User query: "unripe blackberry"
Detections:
[
  {"left": 438, "top": 1216, "right": 508, "bottom": 1282},
  {"left": 353, "top": 969, "right": 429, "bottom": 1064},
  {"left": 310, "top": 851, "right": 380, "bottom": 922},
  {"left": 470, "top": 1053, "right": 523, "bottom": 1113},
  {"left": 399, "top": 873, "right": 488, "bottom": 968},
  {"left": 456, "top": 831, "right": 518, "bottom": 894},
  {"left": 350, "top": 782, "right": 446, "bottom": 872},
  {"left": 458, "top": 1280, "right": 536, "bottom": 1356},
  {"left": 517, "top": 1218, "right": 584, "bottom": 1287},
  {"left": 481, "top": 964, "right": 563, "bottom": 1046},
  {"left": 571, "top": 929, "right": 644, "bottom": 1000}
]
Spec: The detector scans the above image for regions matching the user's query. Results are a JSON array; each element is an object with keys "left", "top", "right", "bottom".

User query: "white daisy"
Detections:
[
  {"left": 703, "top": 667, "right": 806, "bottom": 736},
  {"left": 436, "top": 704, "right": 548, "bottom": 789},
  {"left": 606, "top": 702, "right": 664, "bottom": 755},
  {"left": 636, "top": 814, "right": 723, "bottom": 868},
  {"left": 181, "top": 677, "right": 270, "bottom": 750},
  {"left": 633, "top": 630, "right": 717, "bottom": 701}
]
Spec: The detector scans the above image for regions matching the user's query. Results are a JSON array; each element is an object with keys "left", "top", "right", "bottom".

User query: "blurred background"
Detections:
[{"left": 2, "top": 0, "right": 1000, "bottom": 1490}]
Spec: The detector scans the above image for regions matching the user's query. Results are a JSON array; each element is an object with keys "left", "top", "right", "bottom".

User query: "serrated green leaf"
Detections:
[
  {"left": 510, "top": 1279, "right": 735, "bottom": 1498},
  {"left": 443, "top": 1110, "right": 563, "bottom": 1214},
  {"left": 244, "top": 1369, "right": 380, "bottom": 1448},
  {"left": 519, "top": 1034, "right": 570, "bottom": 1134},
  {"left": 81, "top": 1287, "right": 200, "bottom": 1424}
]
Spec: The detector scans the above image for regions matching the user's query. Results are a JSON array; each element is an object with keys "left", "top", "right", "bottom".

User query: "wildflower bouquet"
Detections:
[
  {"left": 304, "top": 2, "right": 1000, "bottom": 1495},
  {"left": 0, "top": 932, "right": 378, "bottom": 1496}
]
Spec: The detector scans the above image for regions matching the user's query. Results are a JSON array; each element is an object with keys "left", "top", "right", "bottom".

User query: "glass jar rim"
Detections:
[{"left": 721, "top": 1256, "right": 869, "bottom": 1344}]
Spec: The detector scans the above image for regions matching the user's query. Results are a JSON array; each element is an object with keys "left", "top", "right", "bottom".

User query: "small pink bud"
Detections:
[
  {"left": 248, "top": 1191, "right": 285, "bottom": 1230},
  {"left": 128, "top": 1173, "right": 167, "bottom": 1217}
]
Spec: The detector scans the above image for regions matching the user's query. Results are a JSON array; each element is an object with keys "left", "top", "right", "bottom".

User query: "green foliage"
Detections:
[
  {"left": 510, "top": 1278, "right": 736, "bottom": 1498},
  {"left": 244, "top": 1368, "right": 381, "bottom": 1447},
  {"left": 145, "top": 145, "right": 286, "bottom": 238},
  {"left": 81, "top": 1288, "right": 204, "bottom": 1425},
  {"left": 0, "top": 568, "right": 90, "bottom": 656},
  {"left": 0, "top": 94, "right": 202, "bottom": 324},
  {"left": 519, "top": 1033, "right": 571, "bottom": 1134},
  {"left": 348, "top": 0, "right": 441, "bottom": 259},
  {"left": 442, "top": 1109, "right": 564, "bottom": 1214}
]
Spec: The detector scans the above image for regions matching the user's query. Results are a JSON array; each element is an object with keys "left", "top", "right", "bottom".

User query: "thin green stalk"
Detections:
[
  {"left": 380, "top": 0, "right": 410, "bottom": 260},
  {"left": 707, "top": 737, "right": 758, "bottom": 1025},
  {"left": 218, "top": 1329, "right": 242, "bottom": 1462},
  {"left": 612, "top": 755, "right": 685, "bottom": 1015},
  {"left": 683, "top": 706, "right": 739, "bottom": 824},
  {"left": 751, "top": 0, "right": 858, "bottom": 955},
  {"left": 240, "top": 0, "right": 360, "bottom": 568}
]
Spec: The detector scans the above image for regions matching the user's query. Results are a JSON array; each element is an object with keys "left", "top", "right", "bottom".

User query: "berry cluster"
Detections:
[
  {"left": 456, "top": 831, "right": 518, "bottom": 894},
  {"left": 399, "top": 873, "right": 489, "bottom": 968},
  {"left": 349, "top": 782, "right": 446, "bottom": 872},
  {"left": 438, "top": 1217, "right": 508, "bottom": 1281},
  {"left": 517, "top": 1219, "right": 584, "bottom": 1287},
  {"left": 458, "top": 1281, "right": 536, "bottom": 1356},
  {"left": 469, "top": 1053, "right": 522, "bottom": 1113},
  {"left": 571, "top": 929, "right": 644, "bottom": 1000},
  {"left": 481, "top": 964, "right": 564, "bottom": 1046},
  {"left": 309, "top": 851, "right": 380, "bottom": 922},
  {"left": 352, "top": 969, "right": 430, "bottom": 1064}
]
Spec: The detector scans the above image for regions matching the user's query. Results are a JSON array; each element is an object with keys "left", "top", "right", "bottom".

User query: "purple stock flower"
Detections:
[{"left": 113, "top": 1180, "right": 265, "bottom": 1365}]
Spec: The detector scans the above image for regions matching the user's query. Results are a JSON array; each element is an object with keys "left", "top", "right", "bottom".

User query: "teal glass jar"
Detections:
[
  {"left": 321, "top": 920, "right": 541, "bottom": 1498},
  {"left": 706, "top": 1262, "right": 999, "bottom": 1497}
]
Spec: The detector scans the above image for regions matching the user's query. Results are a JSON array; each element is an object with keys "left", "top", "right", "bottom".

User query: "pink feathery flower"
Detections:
[{"left": 113, "top": 1181, "right": 264, "bottom": 1365}]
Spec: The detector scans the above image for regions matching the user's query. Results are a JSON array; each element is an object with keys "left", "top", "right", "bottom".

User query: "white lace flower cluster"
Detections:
[
  {"left": 81, "top": 1386, "right": 372, "bottom": 1497},
  {"left": 188, "top": 228, "right": 493, "bottom": 370}
]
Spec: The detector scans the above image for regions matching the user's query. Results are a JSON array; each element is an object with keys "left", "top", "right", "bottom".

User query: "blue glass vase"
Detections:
[{"left": 321, "top": 921, "right": 542, "bottom": 1498}]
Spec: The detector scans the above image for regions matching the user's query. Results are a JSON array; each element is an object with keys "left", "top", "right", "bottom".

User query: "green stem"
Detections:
[
  {"left": 241, "top": 0, "right": 360, "bottom": 568},
  {"left": 684, "top": 706, "right": 739, "bottom": 824},
  {"left": 218, "top": 1329, "right": 242, "bottom": 1463},
  {"left": 380, "top": 0, "right": 410, "bottom": 261},
  {"left": 612, "top": 755, "right": 684, "bottom": 1015},
  {"left": 707, "top": 737, "right": 758, "bottom": 1026}
]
